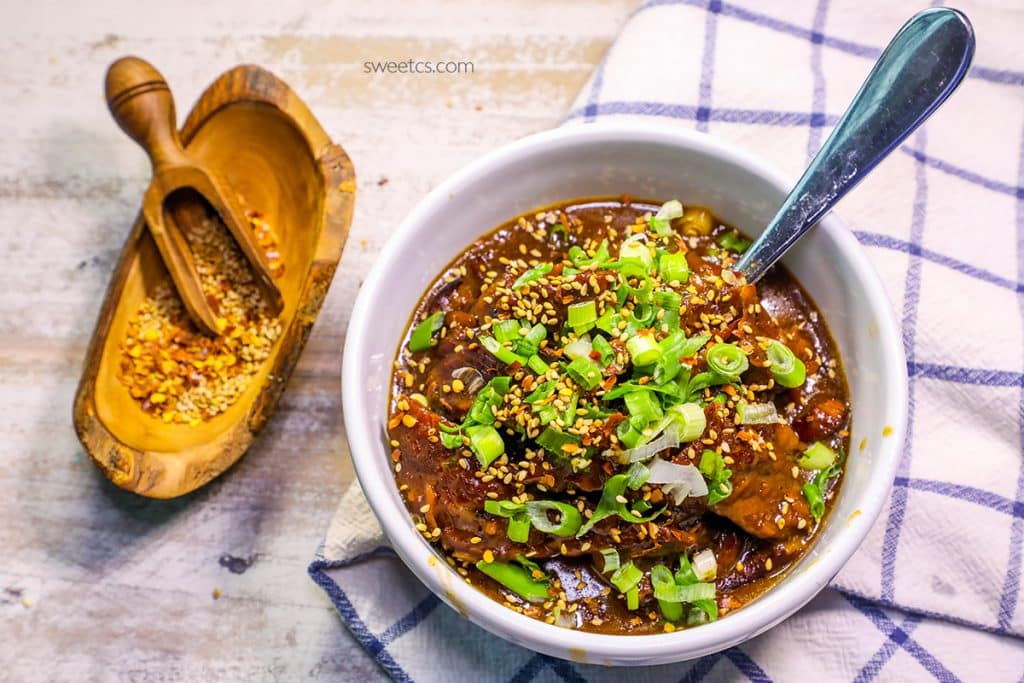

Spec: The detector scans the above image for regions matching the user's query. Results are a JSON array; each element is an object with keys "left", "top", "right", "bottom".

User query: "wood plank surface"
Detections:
[{"left": 0, "top": 1, "right": 635, "bottom": 679}]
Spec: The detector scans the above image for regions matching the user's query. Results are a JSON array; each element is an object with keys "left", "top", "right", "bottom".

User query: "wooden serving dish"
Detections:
[{"left": 73, "top": 62, "right": 355, "bottom": 498}]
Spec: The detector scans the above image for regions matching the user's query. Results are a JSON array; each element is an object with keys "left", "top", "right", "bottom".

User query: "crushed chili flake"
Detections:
[{"left": 117, "top": 212, "right": 283, "bottom": 425}]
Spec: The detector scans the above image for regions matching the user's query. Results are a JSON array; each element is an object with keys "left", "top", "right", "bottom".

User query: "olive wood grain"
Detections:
[
  {"left": 74, "top": 60, "right": 356, "bottom": 498},
  {"left": 105, "top": 56, "right": 284, "bottom": 334}
]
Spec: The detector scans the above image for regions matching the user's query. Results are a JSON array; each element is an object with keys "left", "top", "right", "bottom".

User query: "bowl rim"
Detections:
[{"left": 342, "top": 120, "right": 908, "bottom": 663}]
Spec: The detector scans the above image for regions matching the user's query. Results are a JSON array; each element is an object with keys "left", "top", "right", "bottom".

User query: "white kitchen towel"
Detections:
[{"left": 311, "top": 1, "right": 1024, "bottom": 680}]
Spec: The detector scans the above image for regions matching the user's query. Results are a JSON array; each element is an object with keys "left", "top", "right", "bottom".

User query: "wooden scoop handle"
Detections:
[{"left": 106, "top": 56, "right": 188, "bottom": 171}]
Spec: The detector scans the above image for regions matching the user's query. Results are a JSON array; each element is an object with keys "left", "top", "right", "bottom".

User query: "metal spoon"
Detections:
[{"left": 736, "top": 8, "right": 975, "bottom": 283}]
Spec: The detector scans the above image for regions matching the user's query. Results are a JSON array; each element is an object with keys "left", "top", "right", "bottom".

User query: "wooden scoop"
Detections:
[{"left": 105, "top": 56, "right": 283, "bottom": 334}]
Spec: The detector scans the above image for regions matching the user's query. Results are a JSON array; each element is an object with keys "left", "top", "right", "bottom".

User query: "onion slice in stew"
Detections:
[{"left": 647, "top": 457, "right": 708, "bottom": 504}]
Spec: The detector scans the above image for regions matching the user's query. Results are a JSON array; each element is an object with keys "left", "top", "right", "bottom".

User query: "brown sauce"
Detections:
[{"left": 386, "top": 198, "right": 850, "bottom": 634}]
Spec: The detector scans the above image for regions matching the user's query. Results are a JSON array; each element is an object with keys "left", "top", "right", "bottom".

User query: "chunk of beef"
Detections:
[
  {"left": 707, "top": 416, "right": 813, "bottom": 541},
  {"left": 391, "top": 401, "right": 515, "bottom": 562}
]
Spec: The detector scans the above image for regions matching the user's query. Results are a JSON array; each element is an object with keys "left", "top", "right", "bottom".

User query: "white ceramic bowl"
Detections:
[{"left": 343, "top": 121, "right": 907, "bottom": 666}]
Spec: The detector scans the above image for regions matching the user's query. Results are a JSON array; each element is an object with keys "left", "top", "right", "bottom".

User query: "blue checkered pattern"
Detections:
[{"left": 312, "top": 1, "right": 1024, "bottom": 679}]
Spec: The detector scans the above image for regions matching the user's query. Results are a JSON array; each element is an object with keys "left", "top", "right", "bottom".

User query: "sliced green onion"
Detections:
[
  {"left": 653, "top": 289, "right": 682, "bottom": 330},
  {"left": 669, "top": 402, "right": 707, "bottom": 442},
  {"left": 576, "top": 471, "right": 663, "bottom": 537},
  {"left": 507, "top": 514, "right": 531, "bottom": 543},
  {"left": 479, "top": 335, "right": 526, "bottom": 366},
  {"left": 525, "top": 381, "right": 557, "bottom": 404},
  {"left": 592, "top": 335, "right": 615, "bottom": 367},
  {"left": 653, "top": 579, "right": 716, "bottom": 604},
  {"left": 685, "top": 371, "right": 730, "bottom": 401},
  {"left": 650, "top": 200, "right": 683, "bottom": 236},
  {"left": 493, "top": 319, "right": 520, "bottom": 343},
  {"left": 798, "top": 441, "right": 837, "bottom": 471},
  {"left": 475, "top": 560, "right": 550, "bottom": 602},
  {"left": 525, "top": 500, "right": 582, "bottom": 537},
  {"left": 568, "top": 300, "right": 598, "bottom": 334},
  {"left": 484, "top": 499, "right": 525, "bottom": 518},
  {"left": 705, "top": 343, "right": 749, "bottom": 380},
  {"left": 511, "top": 263, "right": 553, "bottom": 290},
  {"left": 624, "top": 390, "right": 663, "bottom": 426},
  {"left": 626, "top": 461, "right": 650, "bottom": 489},
  {"left": 736, "top": 401, "right": 780, "bottom": 425},
  {"left": 675, "top": 553, "right": 698, "bottom": 585},
  {"left": 466, "top": 376, "right": 510, "bottom": 425},
  {"left": 803, "top": 482, "right": 825, "bottom": 520},
  {"left": 565, "top": 356, "right": 602, "bottom": 391},
  {"left": 466, "top": 424, "right": 504, "bottom": 467},
  {"left": 626, "top": 585, "right": 640, "bottom": 610},
  {"left": 717, "top": 231, "right": 751, "bottom": 253},
  {"left": 514, "top": 554, "right": 544, "bottom": 577},
  {"left": 515, "top": 323, "right": 547, "bottom": 357},
  {"left": 658, "top": 252, "right": 690, "bottom": 284},
  {"left": 562, "top": 391, "right": 579, "bottom": 427},
  {"left": 536, "top": 404, "right": 558, "bottom": 425},
  {"left": 600, "top": 549, "right": 620, "bottom": 573},
  {"left": 699, "top": 449, "right": 734, "bottom": 505},
  {"left": 610, "top": 561, "right": 643, "bottom": 593},
  {"left": 619, "top": 235, "right": 653, "bottom": 266},
  {"left": 536, "top": 427, "right": 581, "bottom": 456},
  {"left": 626, "top": 333, "right": 662, "bottom": 367},
  {"left": 616, "top": 420, "right": 643, "bottom": 450},
  {"left": 408, "top": 311, "right": 444, "bottom": 352},
  {"left": 527, "top": 354, "right": 550, "bottom": 374},
  {"left": 766, "top": 340, "right": 807, "bottom": 388}
]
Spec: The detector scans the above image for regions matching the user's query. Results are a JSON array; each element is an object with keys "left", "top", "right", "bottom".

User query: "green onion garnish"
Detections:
[
  {"left": 653, "top": 289, "right": 682, "bottom": 330},
  {"left": 658, "top": 252, "right": 690, "bottom": 284},
  {"left": 565, "top": 356, "right": 602, "bottom": 391},
  {"left": 624, "top": 390, "right": 663, "bottom": 427},
  {"left": 567, "top": 300, "right": 598, "bottom": 334},
  {"left": 576, "top": 470, "right": 662, "bottom": 537},
  {"left": 670, "top": 402, "right": 707, "bottom": 442},
  {"left": 626, "top": 585, "right": 640, "bottom": 610},
  {"left": 802, "top": 451, "right": 844, "bottom": 523},
  {"left": 408, "top": 311, "right": 444, "bottom": 352},
  {"left": 479, "top": 335, "right": 527, "bottom": 366},
  {"left": 766, "top": 340, "right": 807, "bottom": 388},
  {"left": 507, "top": 514, "right": 531, "bottom": 542},
  {"left": 527, "top": 354, "right": 550, "bottom": 374},
  {"left": 652, "top": 576, "right": 715, "bottom": 604},
  {"left": 516, "top": 323, "right": 547, "bottom": 357},
  {"left": 798, "top": 441, "right": 837, "bottom": 471},
  {"left": 592, "top": 334, "right": 615, "bottom": 367},
  {"left": 616, "top": 419, "right": 643, "bottom": 450},
  {"left": 493, "top": 319, "right": 520, "bottom": 344},
  {"left": 525, "top": 500, "right": 583, "bottom": 537},
  {"left": 511, "top": 263, "right": 553, "bottom": 290},
  {"left": 466, "top": 424, "right": 504, "bottom": 467},
  {"left": 705, "top": 343, "right": 749, "bottom": 380},
  {"left": 600, "top": 548, "right": 620, "bottom": 573},
  {"left": 736, "top": 401, "right": 779, "bottom": 425},
  {"left": 475, "top": 560, "right": 550, "bottom": 602},
  {"left": 525, "top": 380, "right": 557, "bottom": 404},
  {"left": 535, "top": 427, "right": 581, "bottom": 456},
  {"left": 716, "top": 231, "right": 751, "bottom": 253},
  {"left": 610, "top": 561, "right": 643, "bottom": 594},
  {"left": 699, "top": 449, "right": 734, "bottom": 505},
  {"left": 649, "top": 200, "right": 684, "bottom": 236},
  {"left": 466, "top": 376, "right": 510, "bottom": 426},
  {"left": 626, "top": 332, "right": 662, "bottom": 366}
]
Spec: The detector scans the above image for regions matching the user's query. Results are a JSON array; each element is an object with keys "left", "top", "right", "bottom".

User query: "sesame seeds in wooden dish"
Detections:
[{"left": 73, "top": 63, "right": 355, "bottom": 498}]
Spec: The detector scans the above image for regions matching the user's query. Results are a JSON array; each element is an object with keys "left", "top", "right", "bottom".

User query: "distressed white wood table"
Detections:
[{"left": 0, "top": 1, "right": 635, "bottom": 679}]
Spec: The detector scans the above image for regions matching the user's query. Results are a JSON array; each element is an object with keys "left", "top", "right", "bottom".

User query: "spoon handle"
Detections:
[{"left": 736, "top": 8, "right": 974, "bottom": 283}]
